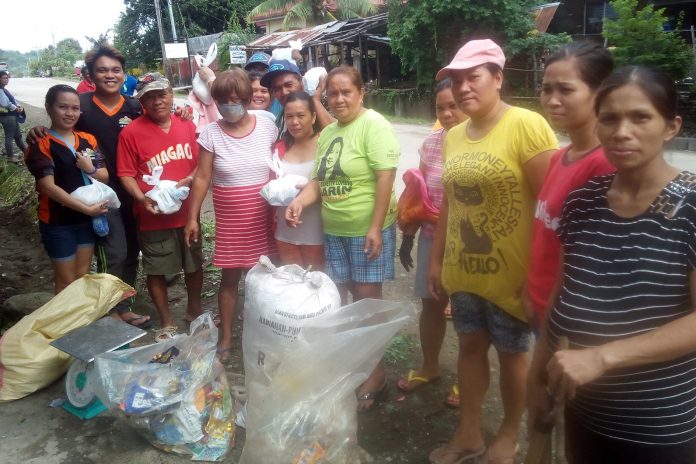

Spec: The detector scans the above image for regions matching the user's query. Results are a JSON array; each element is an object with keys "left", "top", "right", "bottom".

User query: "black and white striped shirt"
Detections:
[{"left": 549, "top": 172, "right": 696, "bottom": 445}]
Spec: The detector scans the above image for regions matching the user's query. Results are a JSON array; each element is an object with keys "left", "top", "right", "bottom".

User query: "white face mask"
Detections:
[{"left": 216, "top": 102, "right": 246, "bottom": 123}]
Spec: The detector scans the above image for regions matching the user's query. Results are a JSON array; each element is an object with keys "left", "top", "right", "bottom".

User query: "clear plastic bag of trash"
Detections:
[
  {"left": 143, "top": 165, "right": 190, "bottom": 214},
  {"left": 70, "top": 178, "right": 121, "bottom": 209},
  {"left": 94, "top": 313, "right": 235, "bottom": 461},
  {"left": 260, "top": 151, "right": 308, "bottom": 206},
  {"left": 242, "top": 257, "right": 416, "bottom": 463}
]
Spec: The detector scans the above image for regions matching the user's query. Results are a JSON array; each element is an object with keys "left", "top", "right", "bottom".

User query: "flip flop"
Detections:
[
  {"left": 429, "top": 445, "right": 486, "bottom": 464},
  {"left": 154, "top": 326, "right": 178, "bottom": 343},
  {"left": 356, "top": 381, "right": 388, "bottom": 413},
  {"left": 445, "top": 384, "right": 460, "bottom": 408},
  {"left": 397, "top": 369, "right": 441, "bottom": 392},
  {"left": 479, "top": 444, "right": 519, "bottom": 464},
  {"left": 123, "top": 314, "right": 152, "bottom": 329},
  {"left": 216, "top": 347, "right": 233, "bottom": 362}
]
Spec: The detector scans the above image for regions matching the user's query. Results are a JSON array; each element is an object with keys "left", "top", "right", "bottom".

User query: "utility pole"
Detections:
[
  {"left": 167, "top": 0, "right": 178, "bottom": 42},
  {"left": 154, "top": 0, "right": 170, "bottom": 79}
]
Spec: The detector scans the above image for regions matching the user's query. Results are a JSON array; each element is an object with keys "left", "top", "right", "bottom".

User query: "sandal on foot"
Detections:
[
  {"left": 429, "top": 445, "right": 486, "bottom": 464},
  {"left": 154, "top": 326, "right": 178, "bottom": 343},
  {"left": 397, "top": 370, "right": 441, "bottom": 392},
  {"left": 356, "top": 382, "right": 388, "bottom": 412},
  {"left": 445, "top": 384, "right": 460, "bottom": 408},
  {"left": 480, "top": 445, "right": 519, "bottom": 464},
  {"left": 216, "top": 347, "right": 233, "bottom": 362},
  {"left": 123, "top": 314, "right": 152, "bottom": 329}
]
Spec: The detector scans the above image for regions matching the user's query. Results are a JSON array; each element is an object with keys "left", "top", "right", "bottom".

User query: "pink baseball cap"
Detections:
[{"left": 436, "top": 39, "right": 506, "bottom": 80}]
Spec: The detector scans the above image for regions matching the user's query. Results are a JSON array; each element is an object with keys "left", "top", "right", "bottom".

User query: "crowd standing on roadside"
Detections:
[{"left": 13, "top": 36, "right": 696, "bottom": 463}]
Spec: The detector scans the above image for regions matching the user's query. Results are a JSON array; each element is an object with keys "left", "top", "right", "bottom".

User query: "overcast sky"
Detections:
[{"left": 4, "top": 0, "right": 127, "bottom": 53}]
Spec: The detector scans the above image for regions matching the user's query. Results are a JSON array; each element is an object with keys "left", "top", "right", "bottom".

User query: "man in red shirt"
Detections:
[
  {"left": 117, "top": 73, "right": 203, "bottom": 341},
  {"left": 76, "top": 66, "right": 96, "bottom": 94}
]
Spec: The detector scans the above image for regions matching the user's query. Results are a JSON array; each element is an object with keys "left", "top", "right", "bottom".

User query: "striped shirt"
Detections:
[
  {"left": 197, "top": 116, "right": 278, "bottom": 187},
  {"left": 549, "top": 172, "right": 696, "bottom": 445}
]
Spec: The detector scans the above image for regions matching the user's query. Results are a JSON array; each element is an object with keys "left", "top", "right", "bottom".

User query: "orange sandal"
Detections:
[
  {"left": 445, "top": 384, "right": 460, "bottom": 408},
  {"left": 397, "top": 370, "right": 441, "bottom": 392}
]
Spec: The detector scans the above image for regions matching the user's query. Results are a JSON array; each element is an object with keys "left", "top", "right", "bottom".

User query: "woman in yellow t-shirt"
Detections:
[{"left": 427, "top": 40, "right": 557, "bottom": 464}]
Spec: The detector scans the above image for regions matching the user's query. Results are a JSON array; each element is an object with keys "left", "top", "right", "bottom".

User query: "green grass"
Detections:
[
  {"left": 0, "top": 159, "right": 34, "bottom": 210},
  {"left": 384, "top": 334, "right": 418, "bottom": 366}
]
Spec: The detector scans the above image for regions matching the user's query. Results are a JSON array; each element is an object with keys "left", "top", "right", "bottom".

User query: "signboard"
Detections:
[
  {"left": 164, "top": 42, "right": 189, "bottom": 59},
  {"left": 229, "top": 45, "right": 247, "bottom": 65}
]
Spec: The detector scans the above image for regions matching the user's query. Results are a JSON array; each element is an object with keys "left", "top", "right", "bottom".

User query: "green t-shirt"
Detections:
[{"left": 313, "top": 109, "right": 400, "bottom": 236}]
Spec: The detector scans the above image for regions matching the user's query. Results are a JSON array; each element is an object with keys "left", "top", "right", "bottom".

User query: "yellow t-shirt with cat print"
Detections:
[{"left": 441, "top": 106, "right": 557, "bottom": 321}]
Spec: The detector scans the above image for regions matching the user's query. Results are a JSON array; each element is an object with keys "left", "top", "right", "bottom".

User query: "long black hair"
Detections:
[{"left": 545, "top": 42, "right": 614, "bottom": 91}]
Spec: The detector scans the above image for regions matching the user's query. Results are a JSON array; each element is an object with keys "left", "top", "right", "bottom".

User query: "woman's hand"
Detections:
[
  {"left": 81, "top": 202, "right": 108, "bottom": 217},
  {"left": 364, "top": 225, "right": 383, "bottom": 260},
  {"left": 427, "top": 260, "right": 445, "bottom": 300},
  {"left": 184, "top": 219, "right": 201, "bottom": 247},
  {"left": 75, "top": 151, "right": 95, "bottom": 174},
  {"left": 527, "top": 363, "right": 554, "bottom": 431},
  {"left": 546, "top": 346, "right": 606, "bottom": 401},
  {"left": 285, "top": 199, "right": 303, "bottom": 228}
]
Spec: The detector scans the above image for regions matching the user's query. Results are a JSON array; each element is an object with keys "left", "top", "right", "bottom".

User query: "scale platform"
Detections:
[
  {"left": 50, "top": 317, "right": 149, "bottom": 419},
  {"left": 51, "top": 316, "right": 148, "bottom": 363}
]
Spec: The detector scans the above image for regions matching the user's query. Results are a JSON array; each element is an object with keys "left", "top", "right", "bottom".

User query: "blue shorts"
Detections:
[
  {"left": 39, "top": 221, "right": 95, "bottom": 262},
  {"left": 450, "top": 292, "right": 530, "bottom": 353},
  {"left": 324, "top": 224, "right": 396, "bottom": 284}
]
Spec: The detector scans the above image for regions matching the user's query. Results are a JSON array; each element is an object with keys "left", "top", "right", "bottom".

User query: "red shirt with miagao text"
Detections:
[{"left": 117, "top": 115, "right": 199, "bottom": 231}]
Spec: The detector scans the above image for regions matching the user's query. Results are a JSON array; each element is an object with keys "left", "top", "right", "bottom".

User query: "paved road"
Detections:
[{"left": 8, "top": 77, "right": 695, "bottom": 181}]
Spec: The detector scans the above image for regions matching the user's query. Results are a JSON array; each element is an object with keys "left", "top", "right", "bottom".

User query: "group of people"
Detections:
[
  {"left": 393, "top": 39, "right": 696, "bottom": 464},
  {"left": 17, "top": 35, "right": 696, "bottom": 463}
]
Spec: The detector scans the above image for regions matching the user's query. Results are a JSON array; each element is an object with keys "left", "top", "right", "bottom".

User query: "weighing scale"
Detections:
[{"left": 50, "top": 317, "right": 147, "bottom": 419}]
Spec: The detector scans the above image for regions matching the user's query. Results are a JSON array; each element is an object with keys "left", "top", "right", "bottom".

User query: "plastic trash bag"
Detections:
[
  {"left": 70, "top": 178, "right": 121, "bottom": 209},
  {"left": 242, "top": 257, "right": 416, "bottom": 463},
  {"left": 260, "top": 151, "right": 308, "bottom": 206},
  {"left": 303, "top": 67, "right": 327, "bottom": 97},
  {"left": 192, "top": 43, "right": 217, "bottom": 105},
  {"left": 397, "top": 168, "right": 439, "bottom": 230},
  {"left": 143, "top": 166, "right": 190, "bottom": 214},
  {"left": 0, "top": 274, "right": 135, "bottom": 402},
  {"left": 94, "top": 313, "right": 235, "bottom": 461},
  {"left": 271, "top": 40, "right": 303, "bottom": 65}
]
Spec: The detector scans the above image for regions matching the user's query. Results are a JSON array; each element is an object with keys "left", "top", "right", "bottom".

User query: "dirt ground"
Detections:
[{"left": 0, "top": 105, "right": 525, "bottom": 463}]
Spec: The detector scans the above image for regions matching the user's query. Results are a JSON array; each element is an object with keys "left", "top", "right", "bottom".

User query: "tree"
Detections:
[
  {"left": 249, "top": 0, "right": 377, "bottom": 31},
  {"left": 603, "top": 0, "right": 693, "bottom": 80},
  {"left": 114, "top": 0, "right": 261, "bottom": 69},
  {"left": 28, "top": 38, "right": 83, "bottom": 77},
  {"left": 387, "top": 0, "right": 540, "bottom": 87}
]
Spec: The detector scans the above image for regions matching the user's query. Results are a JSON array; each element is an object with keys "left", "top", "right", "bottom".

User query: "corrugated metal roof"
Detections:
[
  {"left": 246, "top": 23, "right": 331, "bottom": 49},
  {"left": 531, "top": 2, "right": 560, "bottom": 33}
]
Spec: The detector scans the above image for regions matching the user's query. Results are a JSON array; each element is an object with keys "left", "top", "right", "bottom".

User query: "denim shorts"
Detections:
[
  {"left": 39, "top": 221, "right": 95, "bottom": 261},
  {"left": 324, "top": 224, "right": 396, "bottom": 284},
  {"left": 450, "top": 291, "right": 530, "bottom": 353}
]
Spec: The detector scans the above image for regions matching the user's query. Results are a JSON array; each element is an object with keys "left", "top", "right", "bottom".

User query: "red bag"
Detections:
[{"left": 397, "top": 168, "right": 439, "bottom": 230}]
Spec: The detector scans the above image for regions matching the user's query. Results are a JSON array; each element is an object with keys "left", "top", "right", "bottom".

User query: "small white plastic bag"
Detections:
[
  {"left": 70, "top": 179, "right": 121, "bottom": 209},
  {"left": 260, "top": 151, "right": 308, "bottom": 206},
  {"left": 143, "top": 166, "right": 190, "bottom": 215}
]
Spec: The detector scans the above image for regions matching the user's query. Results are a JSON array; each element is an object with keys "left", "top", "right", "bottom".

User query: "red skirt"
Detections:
[{"left": 212, "top": 184, "right": 276, "bottom": 268}]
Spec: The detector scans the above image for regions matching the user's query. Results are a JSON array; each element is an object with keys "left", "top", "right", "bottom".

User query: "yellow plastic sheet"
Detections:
[{"left": 0, "top": 274, "right": 135, "bottom": 402}]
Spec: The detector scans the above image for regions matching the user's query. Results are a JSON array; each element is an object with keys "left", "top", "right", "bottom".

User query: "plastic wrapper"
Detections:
[
  {"left": 192, "top": 44, "right": 217, "bottom": 105},
  {"left": 397, "top": 168, "right": 439, "bottom": 230},
  {"left": 94, "top": 313, "right": 235, "bottom": 461},
  {"left": 0, "top": 274, "right": 134, "bottom": 402},
  {"left": 242, "top": 256, "right": 416, "bottom": 463},
  {"left": 260, "top": 151, "right": 308, "bottom": 206},
  {"left": 303, "top": 67, "right": 327, "bottom": 97},
  {"left": 143, "top": 165, "right": 190, "bottom": 214},
  {"left": 271, "top": 40, "right": 303, "bottom": 65},
  {"left": 70, "top": 178, "right": 121, "bottom": 209}
]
